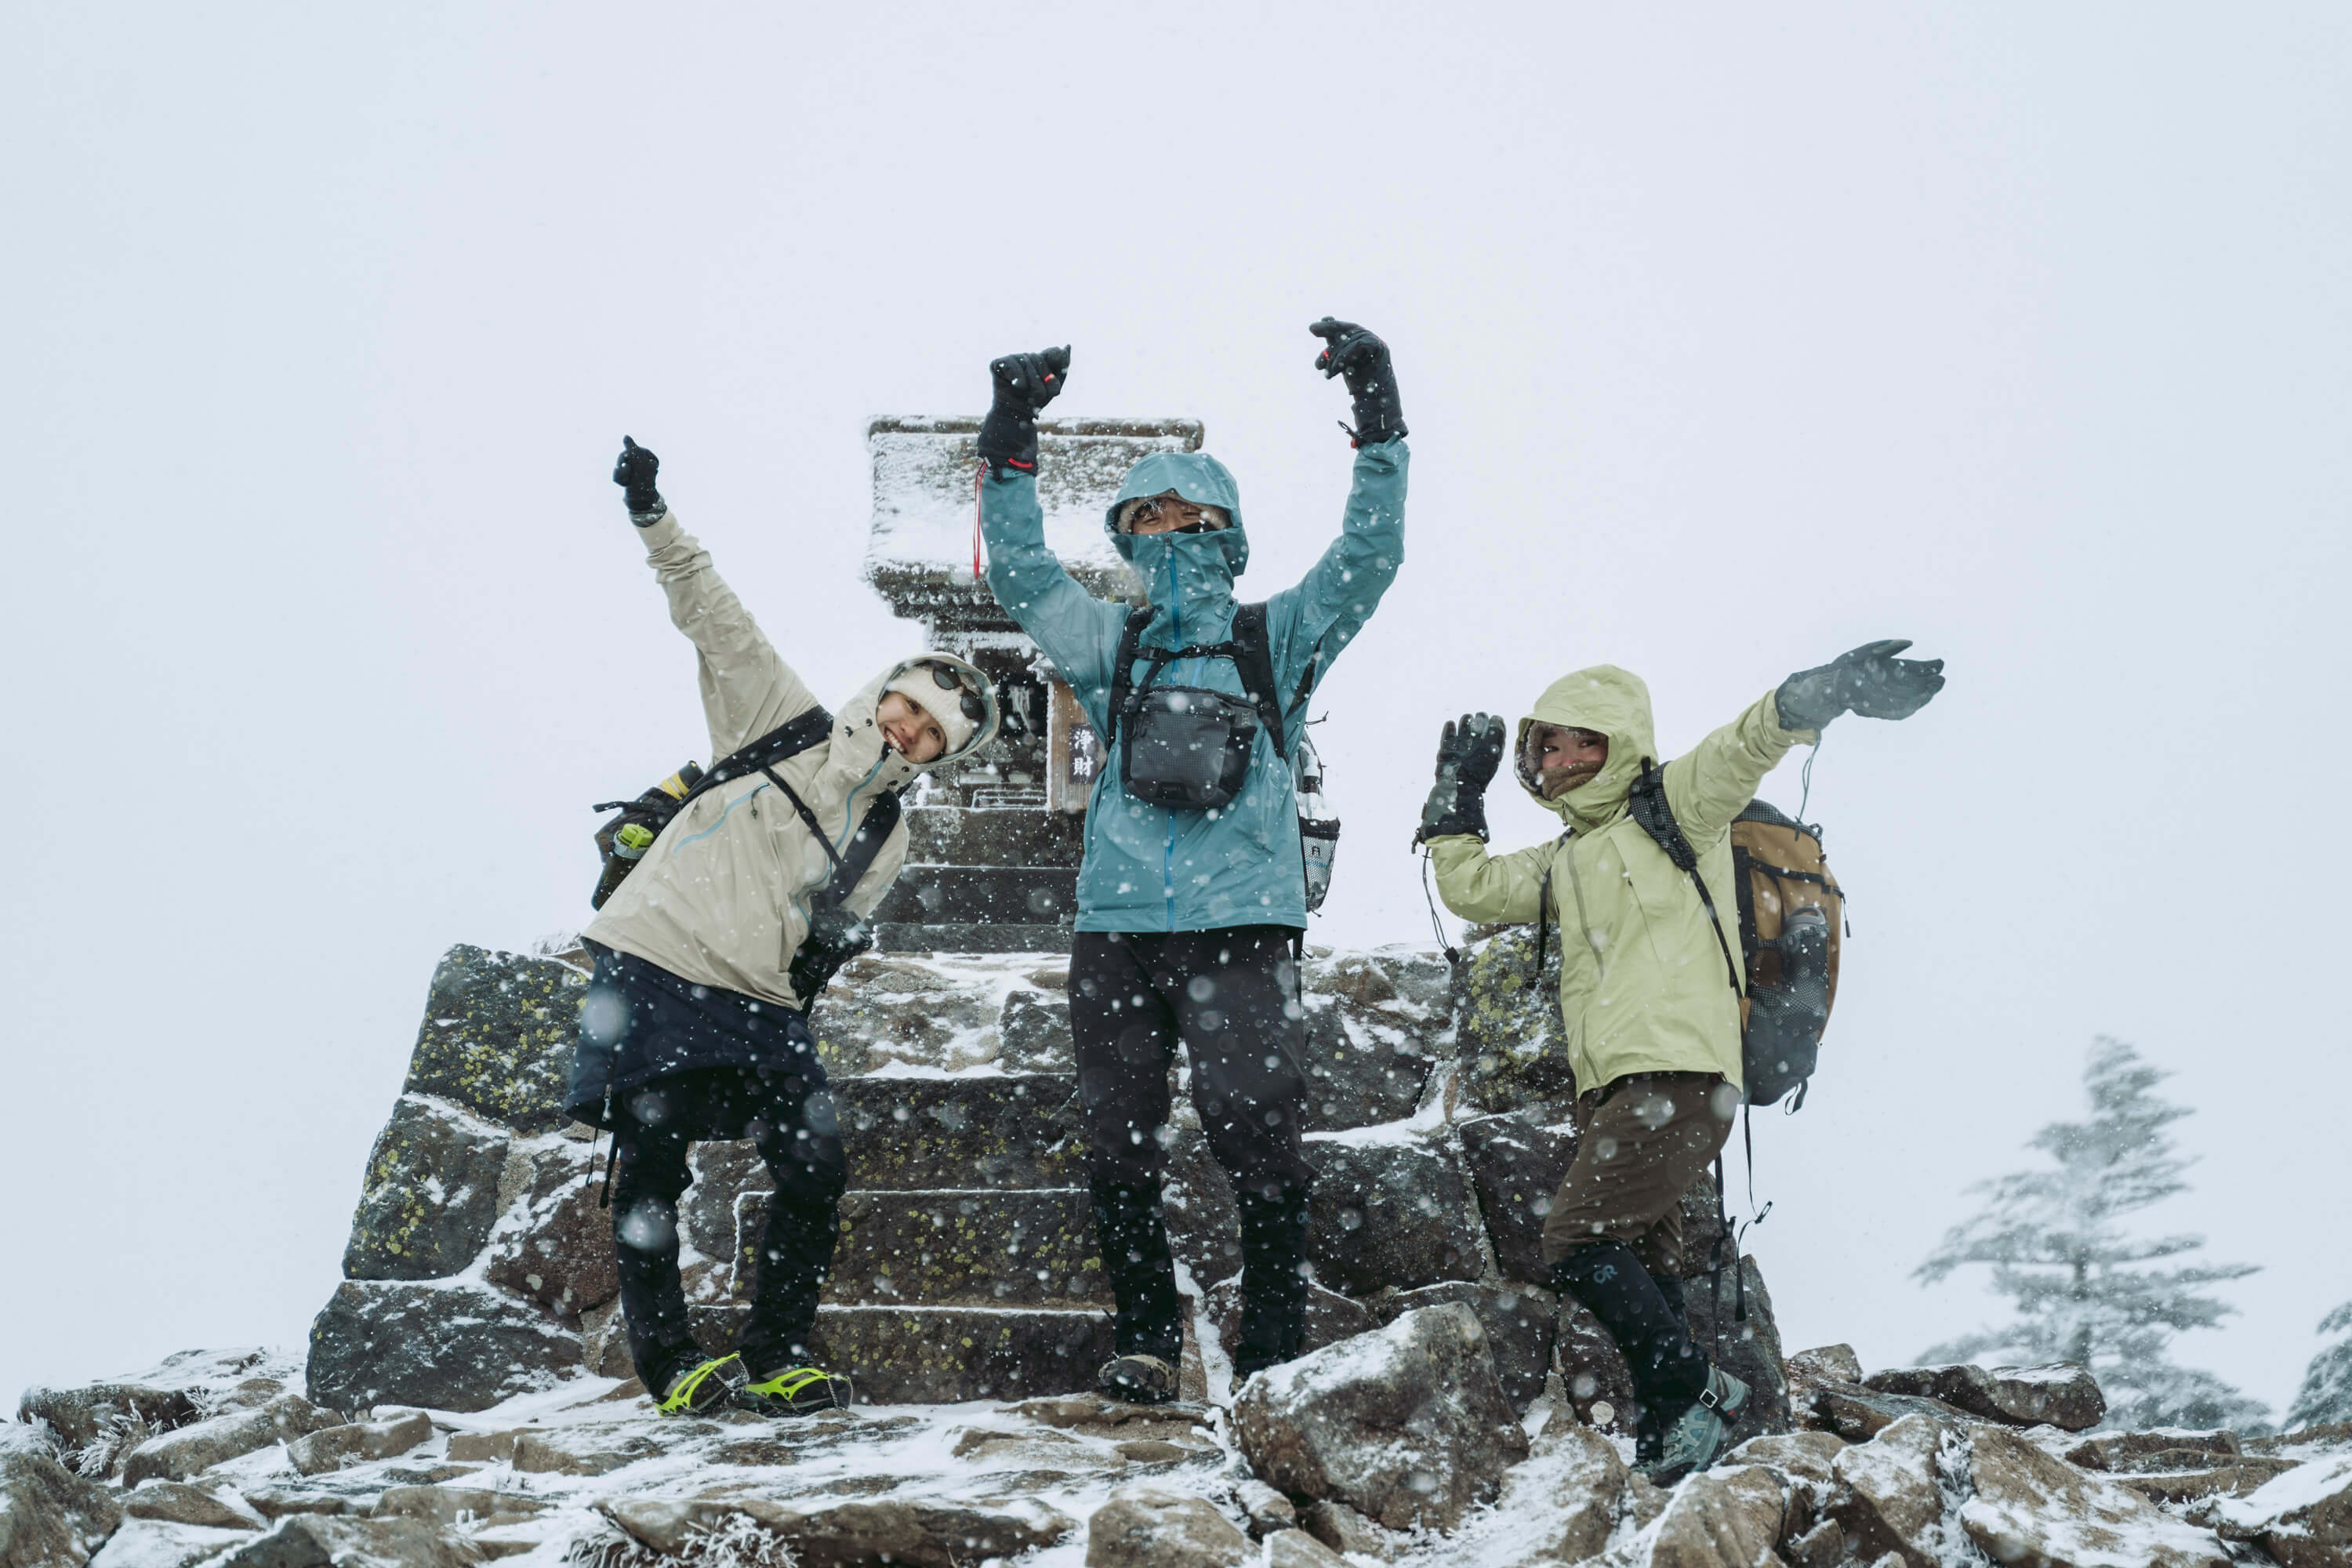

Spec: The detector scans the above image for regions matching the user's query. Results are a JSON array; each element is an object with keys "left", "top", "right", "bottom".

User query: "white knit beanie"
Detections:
[{"left": 885, "top": 668, "right": 978, "bottom": 755}]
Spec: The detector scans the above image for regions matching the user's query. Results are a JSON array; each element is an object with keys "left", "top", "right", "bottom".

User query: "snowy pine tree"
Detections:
[
  {"left": 2287, "top": 1303, "right": 2352, "bottom": 1428},
  {"left": 1915, "top": 1036, "right": 2266, "bottom": 1430}
]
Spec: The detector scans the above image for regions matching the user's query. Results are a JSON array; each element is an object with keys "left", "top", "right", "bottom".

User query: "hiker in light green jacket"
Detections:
[{"left": 1419, "top": 643, "right": 1943, "bottom": 1481}]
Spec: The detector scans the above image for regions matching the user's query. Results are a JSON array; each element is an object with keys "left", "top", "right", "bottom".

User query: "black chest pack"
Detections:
[
  {"left": 1104, "top": 603, "right": 1341, "bottom": 912},
  {"left": 589, "top": 704, "right": 905, "bottom": 1008}
]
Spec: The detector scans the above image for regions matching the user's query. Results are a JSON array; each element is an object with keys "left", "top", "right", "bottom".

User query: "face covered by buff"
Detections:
[{"left": 1522, "top": 722, "right": 1610, "bottom": 800}]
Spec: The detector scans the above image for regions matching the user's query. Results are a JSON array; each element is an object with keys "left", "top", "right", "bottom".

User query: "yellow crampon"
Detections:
[
  {"left": 735, "top": 1365, "right": 852, "bottom": 1416},
  {"left": 655, "top": 1352, "right": 741, "bottom": 1416}
]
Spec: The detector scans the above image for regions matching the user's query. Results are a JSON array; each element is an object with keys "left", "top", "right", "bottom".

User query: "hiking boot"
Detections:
[
  {"left": 1097, "top": 1353, "right": 1178, "bottom": 1405},
  {"left": 653, "top": 1352, "right": 742, "bottom": 1417},
  {"left": 733, "top": 1364, "right": 853, "bottom": 1417},
  {"left": 1642, "top": 1366, "right": 1749, "bottom": 1485}
]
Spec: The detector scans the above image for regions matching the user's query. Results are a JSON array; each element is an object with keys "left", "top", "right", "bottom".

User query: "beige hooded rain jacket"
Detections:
[
  {"left": 1429, "top": 666, "right": 1816, "bottom": 1095},
  {"left": 583, "top": 510, "right": 996, "bottom": 1010}
]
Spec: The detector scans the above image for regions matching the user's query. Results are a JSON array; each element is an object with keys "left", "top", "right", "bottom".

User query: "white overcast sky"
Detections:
[{"left": 5, "top": 4, "right": 2347, "bottom": 1414}]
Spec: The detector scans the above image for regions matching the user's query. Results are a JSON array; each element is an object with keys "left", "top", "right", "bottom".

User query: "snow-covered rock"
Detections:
[
  {"left": 212, "top": 1514, "right": 478, "bottom": 1568},
  {"left": 1083, "top": 1485, "right": 1251, "bottom": 1568},
  {"left": 282, "top": 1413, "right": 430, "bottom": 1477},
  {"left": 1374, "top": 1279, "right": 1558, "bottom": 1414},
  {"left": 1455, "top": 1111, "right": 1574, "bottom": 1284},
  {"left": 119, "top": 1397, "right": 339, "bottom": 1489},
  {"left": 16, "top": 1352, "right": 289, "bottom": 1481},
  {"left": 1301, "top": 1131, "right": 1481, "bottom": 1295},
  {"left": 479, "top": 1136, "right": 616, "bottom": 1319},
  {"left": 399, "top": 944, "right": 583, "bottom": 1135},
  {"left": 0, "top": 1423, "right": 123, "bottom": 1567},
  {"left": 1232, "top": 1302, "right": 1529, "bottom": 1532},
  {"left": 2195, "top": 1450, "right": 2352, "bottom": 1568},
  {"left": 1609, "top": 1461, "right": 1788, "bottom": 1568},
  {"left": 1866, "top": 1359, "right": 2106, "bottom": 1432},
  {"left": 116, "top": 1483, "right": 257, "bottom": 1533},
  {"left": 1961, "top": 1422, "right": 2230, "bottom": 1567},
  {"left": 338, "top": 1095, "right": 510, "bottom": 1282},
  {"left": 1828, "top": 1412, "right": 1960, "bottom": 1566},
  {"left": 1262, "top": 1528, "right": 1350, "bottom": 1567},
  {"left": 304, "top": 1283, "right": 580, "bottom": 1414}
]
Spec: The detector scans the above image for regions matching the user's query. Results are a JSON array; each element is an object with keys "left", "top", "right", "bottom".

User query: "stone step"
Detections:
[
  {"left": 735, "top": 1187, "right": 1109, "bottom": 1308},
  {"left": 831, "top": 1076, "right": 1084, "bottom": 1189},
  {"left": 903, "top": 805, "right": 1085, "bottom": 867},
  {"left": 872, "top": 866, "right": 1080, "bottom": 926},
  {"left": 873, "top": 922, "right": 1073, "bottom": 955},
  {"left": 687, "top": 1303, "right": 1113, "bottom": 1405}
]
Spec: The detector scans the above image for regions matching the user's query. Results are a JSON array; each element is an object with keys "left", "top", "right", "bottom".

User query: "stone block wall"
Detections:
[{"left": 312, "top": 929, "right": 1791, "bottom": 1422}]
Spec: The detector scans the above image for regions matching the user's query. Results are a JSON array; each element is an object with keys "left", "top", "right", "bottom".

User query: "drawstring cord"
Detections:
[
  {"left": 971, "top": 466, "right": 985, "bottom": 581},
  {"left": 1419, "top": 851, "right": 1461, "bottom": 966}
]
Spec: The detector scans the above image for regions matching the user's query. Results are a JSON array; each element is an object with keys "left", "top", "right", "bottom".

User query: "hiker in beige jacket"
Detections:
[{"left": 565, "top": 437, "right": 999, "bottom": 1421}]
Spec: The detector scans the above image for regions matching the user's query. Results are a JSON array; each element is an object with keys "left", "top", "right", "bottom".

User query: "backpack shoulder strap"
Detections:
[
  {"left": 829, "top": 791, "right": 904, "bottom": 903},
  {"left": 1229, "top": 603, "right": 1287, "bottom": 759},
  {"left": 684, "top": 705, "right": 837, "bottom": 808},
  {"left": 1627, "top": 758, "right": 1743, "bottom": 995},
  {"left": 758, "top": 765, "right": 905, "bottom": 903},
  {"left": 1229, "top": 602, "right": 1329, "bottom": 763},
  {"left": 1104, "top": 606, "right": 1154, "bottom": 746}
]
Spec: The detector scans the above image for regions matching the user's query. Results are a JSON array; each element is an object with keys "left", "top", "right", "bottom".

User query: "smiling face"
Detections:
[
  {"left": 876, "top": 691, "right": 947, "bottom": 764},
  {"left": 1119, "top": 491, "right": 1219, "bottom": 535},
  {"left": 1528, "top": 723, "right": 1610, "bottom": 799}
]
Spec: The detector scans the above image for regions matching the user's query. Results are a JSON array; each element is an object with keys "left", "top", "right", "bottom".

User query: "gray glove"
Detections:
[
  {"left": 1417, "top": 713, "right": 1505, "bottom": 844},
  {"left": 1776, "top": 639, "right": 1947, "bottom": 731}
]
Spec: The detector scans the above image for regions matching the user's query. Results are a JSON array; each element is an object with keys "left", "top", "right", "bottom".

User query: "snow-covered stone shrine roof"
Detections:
[{"left": 863, "top": 416, "right": 1198, "bottom": 634}]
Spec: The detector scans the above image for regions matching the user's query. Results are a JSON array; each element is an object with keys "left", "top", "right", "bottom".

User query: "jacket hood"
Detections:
[
  {"left": 1103, "top": 452, "right": 1250, "bottom": 578},
  {"left": 843, "top": 652, "right": 1000, "bottom": 779},
  {"left": 1515, "top": 664, "right": 1659, "bottom": 831}
]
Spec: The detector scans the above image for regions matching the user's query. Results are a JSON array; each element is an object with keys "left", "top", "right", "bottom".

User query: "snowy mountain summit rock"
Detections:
[{"left": 13, "top": 937, "right": 2344, "bottom": 1565}]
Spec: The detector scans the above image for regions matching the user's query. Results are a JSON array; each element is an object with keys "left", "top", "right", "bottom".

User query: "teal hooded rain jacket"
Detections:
[{"left": 982, "top": 441, "right": 1407, "bottom": 931}]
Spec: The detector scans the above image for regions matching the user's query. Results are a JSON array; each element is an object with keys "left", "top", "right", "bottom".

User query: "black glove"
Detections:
[
  {"left": 612, "top": 436, "right": 663, "bottom": 522},
  {"left": 977, "top": 346, "right": 1071, "bottom": 477},
  {"left": 1775, "top": 639, "right": 1947, "bottom": 731},
  {"left": 1310, "top": 318, "right": 1407, "bottom": 445},
  {"left": 1417, "top": 713, "right": 1506, "bottom": 844}
]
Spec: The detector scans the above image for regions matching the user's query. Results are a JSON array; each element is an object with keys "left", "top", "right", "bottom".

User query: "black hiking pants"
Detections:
[
  {"left": 1069, "top": 927, "right": 1312, "bottom": 1367},
  {"left": 609, "top": 1066, "right": 848, "bottom": 1396}
]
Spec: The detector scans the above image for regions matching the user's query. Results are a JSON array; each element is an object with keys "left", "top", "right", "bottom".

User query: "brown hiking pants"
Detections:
[{"left": 1539, "top": 1071, "right": 1737, "bottom": 1278}]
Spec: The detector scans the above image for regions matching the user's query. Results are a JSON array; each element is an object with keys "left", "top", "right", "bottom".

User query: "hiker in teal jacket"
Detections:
[{"left": 977, "top": 325, "right": 1408, "bottom": 1402}]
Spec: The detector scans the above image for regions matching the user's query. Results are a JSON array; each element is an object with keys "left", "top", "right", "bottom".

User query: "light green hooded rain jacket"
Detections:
[{"left": 1429, "top": 667, "right": 1816, "bottom": 1095}]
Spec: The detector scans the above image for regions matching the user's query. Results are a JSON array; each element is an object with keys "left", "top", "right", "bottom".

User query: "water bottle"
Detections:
[{"left": 1294, "top": 731, "right": 1341, "bottom": 913}]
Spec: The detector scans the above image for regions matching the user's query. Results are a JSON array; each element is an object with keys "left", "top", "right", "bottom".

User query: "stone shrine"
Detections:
[{"left": 859, "top": 414, "right": 1202, "bottom": 954}]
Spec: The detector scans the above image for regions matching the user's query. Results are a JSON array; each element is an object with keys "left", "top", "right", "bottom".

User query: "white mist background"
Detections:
[{"left": 5, "top": 4, "right": 2347, "bottom": 1413}]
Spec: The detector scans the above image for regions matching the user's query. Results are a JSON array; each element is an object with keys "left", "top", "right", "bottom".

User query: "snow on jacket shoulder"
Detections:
[
  {"left": 982, "top": 441, "right": 1407, "bottom": 931},
  {"left": 1428, "top": 665, "right": 1817, "bottom": 1094},
  {"left": 583, "top": 508, "right": 992, "bottom": 1008}
]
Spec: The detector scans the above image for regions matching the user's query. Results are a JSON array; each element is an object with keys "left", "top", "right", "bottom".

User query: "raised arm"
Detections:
[
  {"left": 975, "top": 347, "right": 1128, "bottom": 714},
  {"left": 1418, "top": 712, "right": 1546, "bottom": 922},
  {"left": 980, "top": 466, "right": 1125, "bottom": 703},
  {"left": 612, "top": 437, "right": 818, "bottom": 758},
  {"left": 1660, "top": 691, "right": 1816, "bottom": 848},
  {"left": 1265, "top": 320, "right": 1408, "bottom": 690},
  {"left": 1664, "top": 639, "right": 1947, "bottom": 843}
]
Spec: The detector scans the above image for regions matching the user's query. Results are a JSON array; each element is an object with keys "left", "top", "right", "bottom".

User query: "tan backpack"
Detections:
[{"left": 1628, "top": 768, "right": 1845, "bottom": 1110}]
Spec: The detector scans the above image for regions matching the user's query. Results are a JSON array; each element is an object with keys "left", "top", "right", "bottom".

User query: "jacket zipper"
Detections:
[{"left": 1162, "top": 551, "right": 1181, "bottom": 930}]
